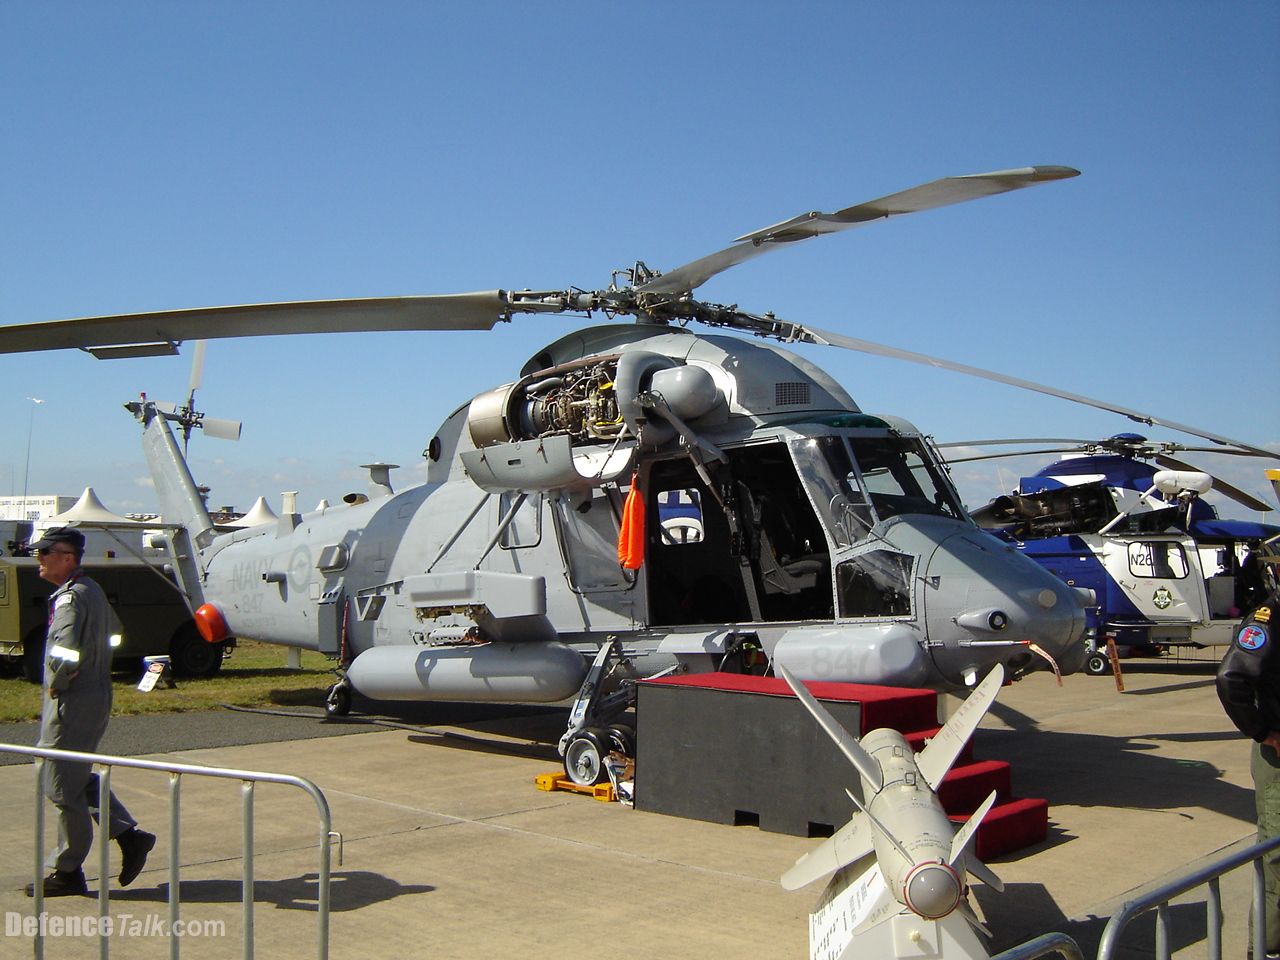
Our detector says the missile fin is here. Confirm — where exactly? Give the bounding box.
[777,662,883,791]
[917,664,1004,791]
[949,790,1005,892]
[965,857,1005,893]
[949,790,998,865]
[781,816,874,890]
[957,900,993,938]
[843,788,915,864]
[849,883,902,936]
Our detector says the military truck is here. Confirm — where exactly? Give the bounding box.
[0,554,231,682]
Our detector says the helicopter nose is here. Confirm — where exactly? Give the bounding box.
[922,526,1087,680]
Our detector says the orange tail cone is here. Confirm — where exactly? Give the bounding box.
[618,473,646,570]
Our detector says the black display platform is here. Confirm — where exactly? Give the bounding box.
[634,674,936,837]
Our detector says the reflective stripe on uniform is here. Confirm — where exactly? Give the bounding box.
[49,644,80,663]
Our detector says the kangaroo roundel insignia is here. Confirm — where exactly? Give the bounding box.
[1238,624,1269,651]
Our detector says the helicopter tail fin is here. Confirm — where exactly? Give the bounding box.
[130,399,215,605]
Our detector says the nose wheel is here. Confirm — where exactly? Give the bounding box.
[1085,651,1112,676]
[563,728,610,785]
[325,680,352,717]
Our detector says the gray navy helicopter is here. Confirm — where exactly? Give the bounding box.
[3,164,1216,783]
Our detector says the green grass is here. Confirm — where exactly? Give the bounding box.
[0,641,337,724]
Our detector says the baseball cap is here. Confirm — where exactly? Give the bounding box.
[31,527,86,553]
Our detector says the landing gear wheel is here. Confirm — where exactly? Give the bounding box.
[1085,652,1111,676]
[564,728,610,785]
[605,723,636,759]
[325,682,352,717]
[169,624,226,678]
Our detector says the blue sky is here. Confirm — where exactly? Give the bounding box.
[2,2,1277,518]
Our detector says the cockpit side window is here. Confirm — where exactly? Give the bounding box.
[790,437,872,549]
[849,437,964,522]
[791,433,965,547]
[836,550,914,617]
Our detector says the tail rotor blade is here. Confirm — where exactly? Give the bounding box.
[187,340,207,404]
[201,416,243,442]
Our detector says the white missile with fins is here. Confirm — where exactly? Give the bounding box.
[778,662,1006,940]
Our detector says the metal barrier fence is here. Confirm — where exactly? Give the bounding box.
[990,931,1086,960]
[1,743,338,960]
[1097,833,1280,960]
[992,833,1280,960]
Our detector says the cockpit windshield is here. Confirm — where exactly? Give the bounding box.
[791,433,966,548]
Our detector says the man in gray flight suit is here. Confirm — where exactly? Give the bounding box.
[1218,550,1280,959]
[26,527,156,898]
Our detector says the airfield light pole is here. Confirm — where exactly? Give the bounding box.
[21,397,45,519]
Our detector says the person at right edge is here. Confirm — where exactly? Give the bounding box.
[1217,551,1280,960]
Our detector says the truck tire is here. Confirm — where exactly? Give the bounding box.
[22,625,46,684]
[169,623,226,678]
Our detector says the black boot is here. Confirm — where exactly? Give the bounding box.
[117,828,156,887]
[24,868,88,897]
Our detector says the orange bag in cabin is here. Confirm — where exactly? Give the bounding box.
[618,473,646,569]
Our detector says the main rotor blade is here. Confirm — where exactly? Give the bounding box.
[636,166,1079,296]
[942,447,1080,466]
[1153,453,1274,512]
[935,438,1092,449]
[792,322,1279,460]
[0,292,510,357]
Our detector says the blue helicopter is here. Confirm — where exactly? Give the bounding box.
[941,434,1280,675]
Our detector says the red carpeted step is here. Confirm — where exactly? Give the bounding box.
[855,688,938,735]
[938,759,1012,814]
[949,797,1049,860]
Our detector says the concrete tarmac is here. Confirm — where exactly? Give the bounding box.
[0,652,1263,959]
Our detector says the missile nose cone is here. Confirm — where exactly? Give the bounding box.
[903,862,962,920]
